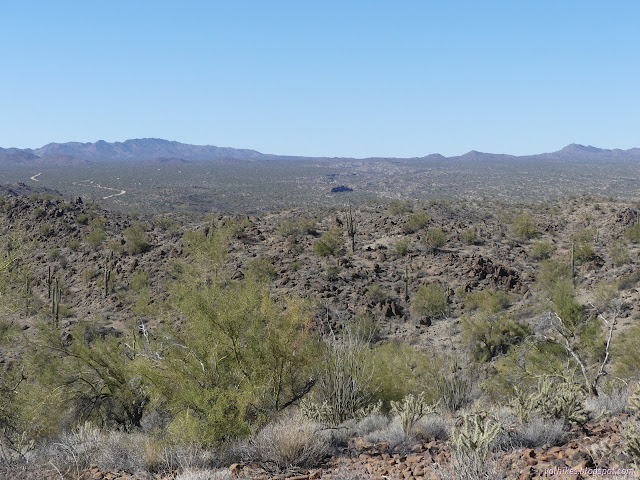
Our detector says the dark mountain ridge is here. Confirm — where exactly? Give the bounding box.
[1,138,640,166]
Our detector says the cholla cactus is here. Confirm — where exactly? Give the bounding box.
[451,411,500,456]
[355,399,382,420]
[300,398,382,424]
[390,392,438,434]
[300,398,333,423]
[629,384,640,416]
[625,422,640,465]
[509,377,588,427]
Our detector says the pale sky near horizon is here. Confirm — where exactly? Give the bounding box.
[1,1,639,158]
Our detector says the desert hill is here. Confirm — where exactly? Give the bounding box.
[0,187,640,478]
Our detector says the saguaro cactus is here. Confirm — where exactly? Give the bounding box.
[104,255,112,298]
[47,265,53,299]
[345,200,356,254]
[51,278,61,326]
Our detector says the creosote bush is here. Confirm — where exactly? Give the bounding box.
[393,237,409,256]
[412,283,448,320]
[461,228,479,245]
[387,200,412,216]
[313,228,342,257]
[405,212,430,233]
[512,213,537,240]
[529,241,555,261]
[464,288,512,313]
[624,223,640,243]
[422,228,446,252]
[124,225,150,255]
[86,228,107,249]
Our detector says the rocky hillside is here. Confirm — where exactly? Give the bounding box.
[2,188,640,479]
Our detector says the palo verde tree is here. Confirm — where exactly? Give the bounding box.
[141,276,320,445]
[497,260,623,397]
[21,321,148,436]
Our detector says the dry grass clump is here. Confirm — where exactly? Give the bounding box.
[352,412,390,437]
[507,416,566,449]
[412,413,450,441]
[362,417,410,449]
[431,450,507,480]
[584,386,630,416]
[175,469,233,480]
[250,415,331,471]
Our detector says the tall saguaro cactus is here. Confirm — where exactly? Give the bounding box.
[104,252,113,298]
[47,265,53,299]
[345,200,357,255]
[51,278,61,326]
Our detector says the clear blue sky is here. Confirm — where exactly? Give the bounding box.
[1,1,639,157]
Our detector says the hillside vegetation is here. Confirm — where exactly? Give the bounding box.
[0,189,639,479]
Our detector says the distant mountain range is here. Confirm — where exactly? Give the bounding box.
[1,138,640,166]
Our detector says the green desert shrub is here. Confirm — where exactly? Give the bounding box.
[324,265,341,281]
[22,322,147,437]
[462,314,531,362]
[572,229,594,264]
[86,228,107,249]
[33,207,46,219]
[461,228,479,245]
[529,241,555,261]
[313,228,342,257]
[124,226,150,255]
[624,223,640,243]
[393,237,409,256]
[512,213,537,240]
[370,342,429,408]
[246,256,277,282]
[76,213,89,225]
[609,240,630,266]
[405,212,430,232]
[464,288,512,313]
[422,228,446,252]
[144,279,320,445]
[387,200,412,216]
[67,239,80,251]
[39,224,53,237]
[129,271,149,293]
[550,278,583,329]
[412,283,448,319]
[536,259,573,294]
[277,216,317,237]
[366,284,388,305]
[614,325,640,382]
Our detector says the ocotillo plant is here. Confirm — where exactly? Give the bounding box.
[345,200,356,254]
